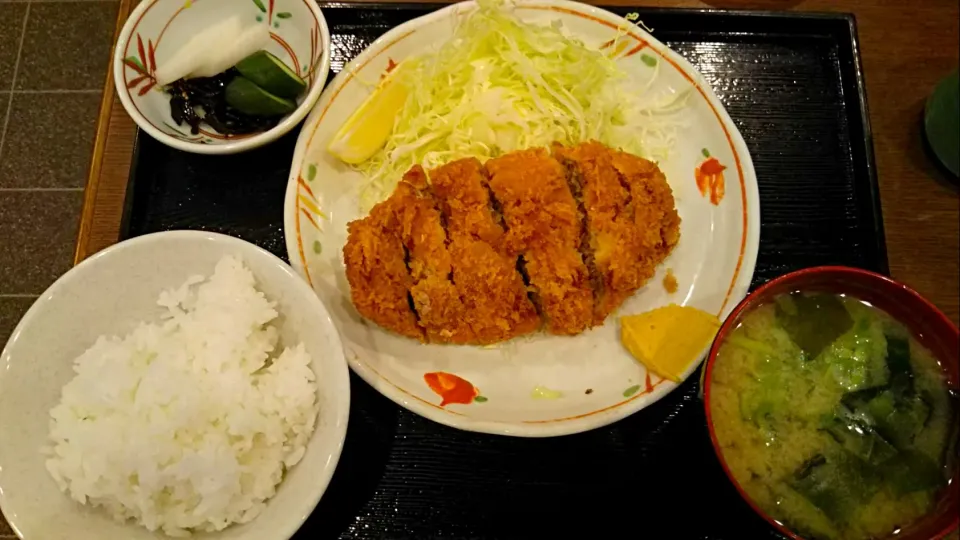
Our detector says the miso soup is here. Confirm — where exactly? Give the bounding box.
[709,292,958,540]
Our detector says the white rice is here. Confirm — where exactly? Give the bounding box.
[43,256,319,537]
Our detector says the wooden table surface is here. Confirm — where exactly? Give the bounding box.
[76,0,960,334]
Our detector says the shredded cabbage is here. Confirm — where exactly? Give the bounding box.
[355,0,688,208]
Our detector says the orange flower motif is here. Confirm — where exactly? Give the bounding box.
[424,372,481,406]
[380,58,399,81]
[695,157,727,206]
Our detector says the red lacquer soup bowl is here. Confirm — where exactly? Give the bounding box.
[702,266,959,540]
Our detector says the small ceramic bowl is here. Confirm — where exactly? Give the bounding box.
[0,231,350,540]
[702,266,959,540]
[114,0,331,154]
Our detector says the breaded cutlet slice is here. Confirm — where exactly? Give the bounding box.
[343,200,424,341]
[610,149,681,283]
[484,148,594,335]
[430,158,540,343]
[429,158,504,246]
[391,166,476,344]
[553,141,649,322]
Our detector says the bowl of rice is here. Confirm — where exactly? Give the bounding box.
[0,230,350,540]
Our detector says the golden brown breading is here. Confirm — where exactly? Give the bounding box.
[391,167,476,344]
[430,158,540,343]
[553,141,641,322]
[342,201,424,341]
[342,143,681,345]
[554,142,681,323]
[430,158,503,246]
[610,149,681,272]
[484,148,594,335]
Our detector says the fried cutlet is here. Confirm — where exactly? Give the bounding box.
[390,166,476,344]
[429,158,503,246]
[430,158,540,343]
[553,141,679,322]
[342,143,681,344]
[484,148,594,335]
[610,149,681,277]
[342,199,424,341]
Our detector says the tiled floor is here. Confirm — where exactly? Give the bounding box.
[0,0,118,535]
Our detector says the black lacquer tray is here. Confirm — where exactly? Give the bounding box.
[120,5,886,538]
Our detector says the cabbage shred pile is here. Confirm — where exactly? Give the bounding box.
[356,0,683,208]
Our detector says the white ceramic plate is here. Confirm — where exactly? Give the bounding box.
[283,0,759,437]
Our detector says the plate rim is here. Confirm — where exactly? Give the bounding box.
[283,0,760,437]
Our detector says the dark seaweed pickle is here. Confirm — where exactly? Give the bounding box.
[166,69,283,136]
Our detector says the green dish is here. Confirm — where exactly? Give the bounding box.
[924,70,959,177]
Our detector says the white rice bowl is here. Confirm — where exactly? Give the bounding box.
[45,257,318,536]
[0,231,349,540]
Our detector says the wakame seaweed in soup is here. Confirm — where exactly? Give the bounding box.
[710,292,958,540]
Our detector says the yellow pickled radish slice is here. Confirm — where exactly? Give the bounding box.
[620,304,721,382]
[327,61,411,165]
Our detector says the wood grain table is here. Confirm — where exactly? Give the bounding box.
[76,0,960,326]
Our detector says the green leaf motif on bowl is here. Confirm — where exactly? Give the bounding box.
[623,384,641,397]
[125,56,146,73]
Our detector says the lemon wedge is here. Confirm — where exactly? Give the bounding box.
[327,61,411,164]
[620,304,721,382]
